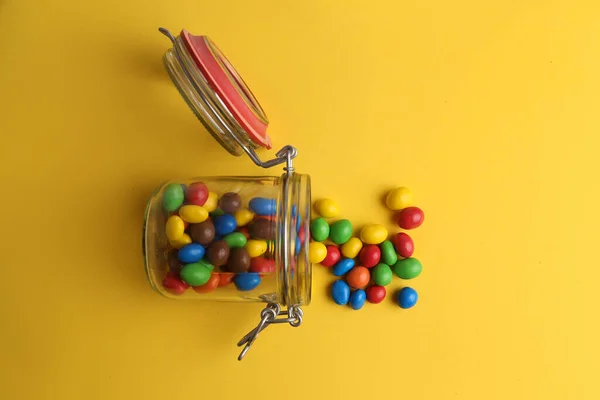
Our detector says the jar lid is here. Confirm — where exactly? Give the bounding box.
[180,30,272,149]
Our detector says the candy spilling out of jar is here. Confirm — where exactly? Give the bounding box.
[159,181,285,295]
[311,188,424,310]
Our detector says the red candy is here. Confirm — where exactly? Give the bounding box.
[321,245,341,267]
[185,182,209,206]
[217,273,235,287]
[393,232,414,258]
[249,257,275,274]
[297,224,307,245]
[396,207,424,229]
[192,273,220,293]
[346,266,370,289]
[238,227,250,239]
[366,285,386,304]
[359,245,380,268]
[162,271,190,295]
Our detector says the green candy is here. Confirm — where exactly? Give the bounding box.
[224,232,247,248]
[210,208,225,217]
[372,263,393,286]
[162,183,184,212]
[380,240,398,266]
[329,219,352,245]
[310,217,330,242]
[393,257,422,279]
[198,259,214,271]
[180,262,211,286]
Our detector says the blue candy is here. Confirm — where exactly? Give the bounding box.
[295,236,301,255]
[332,258,355,276]
[331,280,350,305]
[213,214,237,236]
[234,273,261,291]
[178,243,205,263]
[249,197,276,216]
[349,289,366,310]
[397,287,418,309]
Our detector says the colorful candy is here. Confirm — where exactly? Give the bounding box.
[346,266,370,289]
[249,257,275,274]
[178,205,209,223]
[163,183,185,212]
[245,239,267,258]
[310,217,330,242]
[341,237,363,259]
[321,245,341,267]
[217,273,235,287]
[379,240,398,266]
[360,224,388,245]
[393,232,414,258]
[180,262,212,286]
[332,258,355,276]
[178,243,205,263]
[218,192,242,213]
[203,192,219,212]
[234,273,262,291]
[396,207,424,229]
[226,247,251,272]
[315,198,340,218]
[206,240,230,267]
[397,287,418,308]
[249,197,276,216]
[223,232,247,248]
[165,215,185,241]
[169,233,192,249]
[185,182,209,206]
[393,257,422,279]
[329,219,353,244]
[366,285,386,304]
[385,187,413,211]
[162,271,189,295]
[372,263,393,286]
[234,208,255,227]
[359,245,381,268]
[308,242,327,263]
[349,289,366,310]
[331,280,351,305]
[248,219,275,240]
[189,219,215,246]
[213,214,237,236]
[192,273,220,293]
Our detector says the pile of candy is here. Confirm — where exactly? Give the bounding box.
[160,182,278,295]
[308,187,425,310]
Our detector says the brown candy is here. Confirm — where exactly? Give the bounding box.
[218,192,242,213]
[206,240,230,267]
[167,250,182,274]
[226,247,250,273]
[248,218,275,240]
[189,219,215,246]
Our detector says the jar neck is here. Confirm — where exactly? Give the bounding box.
[162,36,259,156]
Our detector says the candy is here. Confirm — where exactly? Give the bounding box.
[249,257,275,274]
[332,258,355,276]
[198,259,215,271]
[329,219,353,244]
[217,273,235,287]
[315,198,340,218]
[366,285,386,304]
[295,236,301,256]
[248,219,275,240]
[249,197,276,216]
[178,205,209,223]
[234,208,255,227]
[206,240,230,267]
[372,263,393,286]
[341,237,363,259]
[380,240,398,266]
[185,182,209,206]
[385,187,413,210]
[169,233,192,249]
[359,245,381,268]
[234,273,261,291]
[393,257,422,279]
[331,280,351,305]
[210,209,225,217]
[162,271,189,295]
[189,219,215,246]
[310,217,329,242]
[349,289,366,310]
[321,245,341,267]
[167,250,182,274]
[192,273,220,293]
[308,242,327,263]
[396,207,424,229]
[180,262,212,286]
[165,215,185,241]
[203,192,219,212]
[297,223,307,244]
[226,247,251,272]
[224,232,247,248]
[393,232,414,258]
[163,183,184,212]
[178,243,205,263]
[346,266,370,289]
[213,214,237,235]
[245,239,267,258]
[360,224,388,245]
[397,287,418,308]
[219,192,242,213]
[238,227,250,239]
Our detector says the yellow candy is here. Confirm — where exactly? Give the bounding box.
[308,242,327,263]
[341,237,363,259]
[165,215,185,241]
[245,239,267,258]
[203,192,218,212]
[315,198,340,218]
[169,233,191,249]
[234,208,255,227]
[178,205,208,223]
[385,187,413,211]
[360,224,388,245]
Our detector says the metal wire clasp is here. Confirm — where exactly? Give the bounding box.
[237,304,303,361]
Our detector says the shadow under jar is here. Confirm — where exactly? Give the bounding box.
[143,27,312,360]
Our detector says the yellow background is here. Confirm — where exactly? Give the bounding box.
[1,0,599,399]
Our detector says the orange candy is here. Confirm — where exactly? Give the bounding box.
[192,273,220,293]
[346,266,370,289]
[217,273,235,287]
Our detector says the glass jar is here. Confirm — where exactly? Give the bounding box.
[144,27,312,359]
